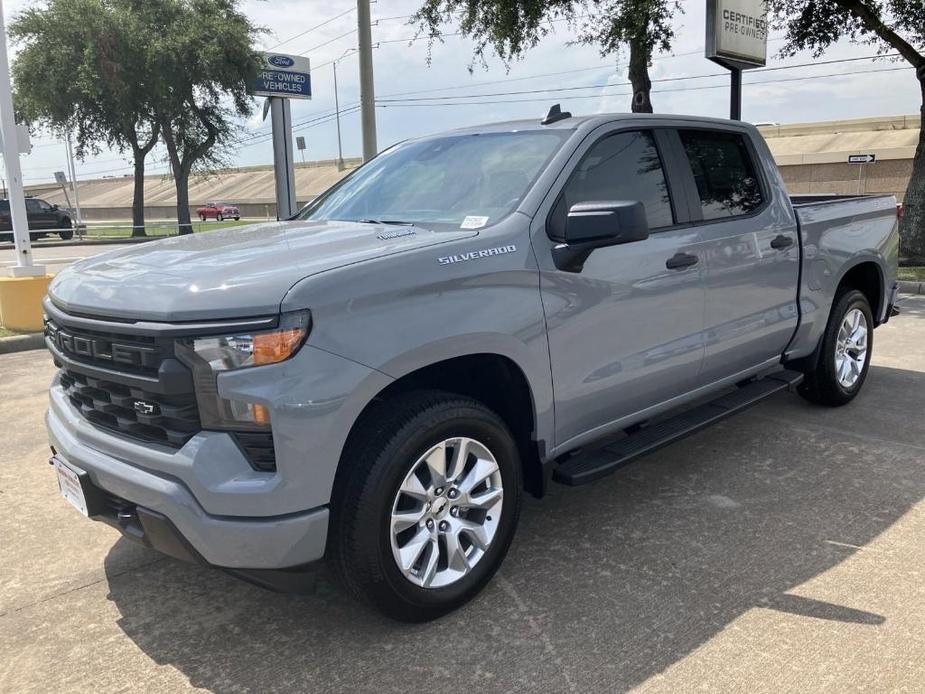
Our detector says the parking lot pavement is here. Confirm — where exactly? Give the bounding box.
[2,297,924,694]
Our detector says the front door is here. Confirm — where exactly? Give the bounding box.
[533,127,707,450]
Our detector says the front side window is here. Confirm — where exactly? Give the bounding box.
[298,130,568,230]
[550,130,675,240]
[25,199,40,213]
[678,130,764,220]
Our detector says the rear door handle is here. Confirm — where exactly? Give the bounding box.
[770,234,794,250]
[665,252,699,270]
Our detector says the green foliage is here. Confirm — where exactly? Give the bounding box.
[10,0,262,233]
[412,0,681,112]
[766,0,924,63]
[10,0,151,158]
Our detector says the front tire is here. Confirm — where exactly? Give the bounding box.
[58,220,73,240]
[199,214,206,222]
[329,390,522,622]
[216,213,224,222]
[799,289,873,406]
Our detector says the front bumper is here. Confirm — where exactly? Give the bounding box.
[47,393,329,571]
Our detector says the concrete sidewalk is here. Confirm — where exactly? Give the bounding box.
[2,298,924,693]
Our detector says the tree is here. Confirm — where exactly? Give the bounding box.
[10,0,159,236]
[412,0,681,113]
[125,0,261,234]
[767,0,925,261]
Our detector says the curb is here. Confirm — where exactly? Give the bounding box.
[898,280,923,295]
[0,332,45,354]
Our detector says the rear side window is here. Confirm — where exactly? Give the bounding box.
[678,130,764,220]
[551,130,674,239]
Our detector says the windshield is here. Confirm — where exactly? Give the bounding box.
[297,130,569,229]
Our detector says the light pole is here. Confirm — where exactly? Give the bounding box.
[356,0,377,161]
[332,49,355,171]
[0,0,43,276]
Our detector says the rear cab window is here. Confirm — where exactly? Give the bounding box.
[678,129,764,220]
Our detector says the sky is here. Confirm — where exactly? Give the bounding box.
[1,0,922,186]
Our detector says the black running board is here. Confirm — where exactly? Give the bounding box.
[553,369,804,486]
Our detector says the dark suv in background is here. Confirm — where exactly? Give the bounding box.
[0,197,74,241]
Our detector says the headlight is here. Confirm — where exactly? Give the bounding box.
[176,310,311,430]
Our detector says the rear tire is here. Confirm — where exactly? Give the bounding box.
[216,213,224,222]
[798,289,873,406]
[199,214,206,222]
[328,390,522,622]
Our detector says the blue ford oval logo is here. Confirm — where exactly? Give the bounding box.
[268,55,295,68]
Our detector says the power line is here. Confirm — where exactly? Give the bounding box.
[299,27,358,56]
[377,52,903,104]
[267,7,355,51]
[375,64,914,108]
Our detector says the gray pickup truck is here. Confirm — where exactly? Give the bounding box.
[44,110,899,621]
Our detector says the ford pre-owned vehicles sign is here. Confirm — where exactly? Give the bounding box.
[250,51,311,99]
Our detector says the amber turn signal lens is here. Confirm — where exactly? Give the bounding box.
[253,327,305,366]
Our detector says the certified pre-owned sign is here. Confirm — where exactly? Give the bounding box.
[250,52,312,99]
[705,0,768,68]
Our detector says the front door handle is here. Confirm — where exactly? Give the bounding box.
[665,252,699,270]
[770,234,794,250]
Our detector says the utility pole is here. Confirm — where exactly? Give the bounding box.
[333,61,345,171]
[65,133,83,235]
[356,0,377,161]
[0,0,43,276]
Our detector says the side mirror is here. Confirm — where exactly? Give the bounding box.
[52,204,59,210]
[552,200,650,272]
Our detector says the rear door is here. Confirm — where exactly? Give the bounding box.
[533,126,707,450]
[671,127,800,383]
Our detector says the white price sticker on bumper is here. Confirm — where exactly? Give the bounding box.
[460,216,489,229]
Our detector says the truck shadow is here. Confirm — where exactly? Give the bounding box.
[103,364,924,693]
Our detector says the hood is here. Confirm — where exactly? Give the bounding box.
[49,220,477,321]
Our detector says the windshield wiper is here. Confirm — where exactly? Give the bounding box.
[357,218,415,226]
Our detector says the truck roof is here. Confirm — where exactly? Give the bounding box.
[443,112,757,135]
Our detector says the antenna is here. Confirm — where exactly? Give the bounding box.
[541,104,572,125]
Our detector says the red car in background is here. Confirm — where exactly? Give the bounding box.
[196,201,240,222]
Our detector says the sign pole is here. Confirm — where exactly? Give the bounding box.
[65,133,83,237]
[0,0,43,277]
[705,0,768,122]
[270,97,296,220]
[730,67,742,120]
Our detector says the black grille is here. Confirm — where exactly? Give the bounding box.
[45,320,166,376]
[47,308,277,471]
[60,368,200,447]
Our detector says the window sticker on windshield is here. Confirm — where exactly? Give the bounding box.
[460,216,489,229]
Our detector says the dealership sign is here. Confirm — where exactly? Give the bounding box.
[705,0,769,69]
[250,52,312,99]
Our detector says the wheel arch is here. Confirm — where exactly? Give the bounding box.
[836,260,885,323]
[343,351,551,498]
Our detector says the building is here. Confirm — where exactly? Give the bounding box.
[759,114,920,201]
